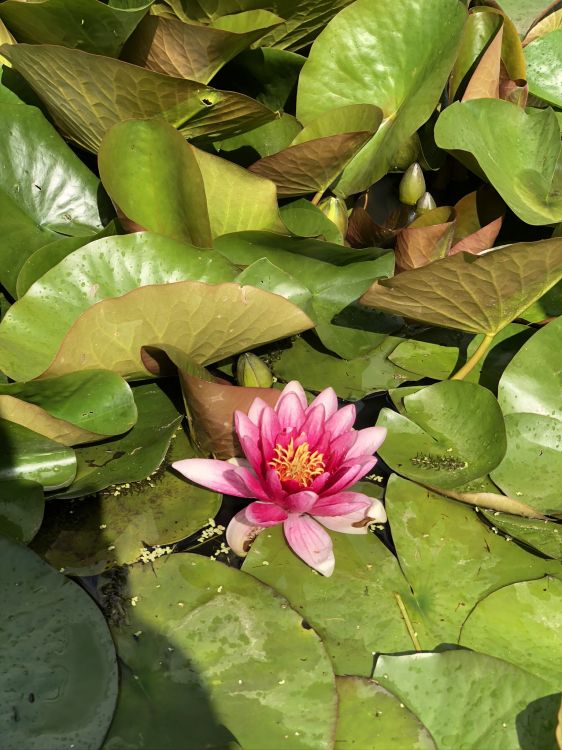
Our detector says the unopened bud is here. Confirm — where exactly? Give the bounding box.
[236,353,273,388]
[415,191,437,215]
[399,162,426,206]
[318,196,348,237]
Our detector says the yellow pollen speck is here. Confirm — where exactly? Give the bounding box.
[269,438,325,487]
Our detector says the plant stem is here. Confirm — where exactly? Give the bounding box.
[394,592,421,651]
[311,190,324,206]
[450,333,494,380]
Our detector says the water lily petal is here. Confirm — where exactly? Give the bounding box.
[327,431,356,466]
[285,491,318,513]
[245,501,288,525]
[345,426,387,460]
[326,403,356,438]
[315,512,369,535]
[367,497,387,523]
[312,490,371,517]
[247,396,270,427]
[172,458,259,498]
[226,508,264,556]
[259,405,280,459]
[308,386,338,419]
[283,515,335,576]
[299,404,326,447]
[324,457,377,495]
[235,411,263,473]
[276,391,305,431]
[279,380,308,409]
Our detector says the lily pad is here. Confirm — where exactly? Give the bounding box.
[103,553,337,750]
[0,535,118,750]
[435,99,562,225]
[335,677,436,750]
[296,0,467,195]
[0,371,137,446]
[0,102,108,296]
[49,383,181,500]
[374,650,560,750]
[0,43,276,152]
[0,478,44,543]
[0,0,151,57]
[0,232,239,382]
[376,381,507,489]
[490,413,562,515]
[480,510,562,559]
[384,475,556,646]
[32,429,220,575]
[0,419,76,490]
[361,238,562,334]
[525,29,562,107]
[244,518,421,677]
[460,576,562,689]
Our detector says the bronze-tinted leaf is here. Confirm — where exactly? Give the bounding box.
[395,207,455,272]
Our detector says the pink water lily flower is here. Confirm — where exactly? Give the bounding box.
[173,381,387,576]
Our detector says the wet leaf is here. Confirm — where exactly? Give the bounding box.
[0,0,151,57]
[374,650,559,750]
[0,43,276,152]
[0,478,44,543]
[525,28,562,107]
[0,536,118,750]
[296,0,467,195]
[450,188,504,255]
[394,207,455,273]
[361,238,562,335]
[103,553,337,750]
[376,381,506,489]
[435,99,562,225]
[0,371,137,446]
[480,510,562,559]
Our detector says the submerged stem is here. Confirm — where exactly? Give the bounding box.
[394,592,422,651]
[450,333,494,380]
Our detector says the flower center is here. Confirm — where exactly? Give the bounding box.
[269,438,325,487]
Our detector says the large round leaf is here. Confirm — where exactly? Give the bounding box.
[361,238,562,334]
[490,413,562,515]
[498,315,562,418]
[374,650,559,750]
[0,102,108,296]
[480,510,562,560]
[243,516,420,677]
[335,677,436,749]
[435,99,562,225]
[460,576,562,689]
[376,381,506,489]
[296,0,467,195]
[0,536,118,750]
[0,478,44,543]
[0,0,151,57]
[384,475,557,646]
[0,371,137,446]
[0,232,239,381]
[103,553,337,750]
[0,43,275,152]
[33,429,221,574]
[525,29,562,108]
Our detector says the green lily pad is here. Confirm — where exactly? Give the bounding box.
[460,576,562,689]
[0,371,137,446]
[102,553,337,750]
[0,0,151,57]
[49,383,181,500]
[292,103,383,146]
[384,475,557,646]
[296,0,466,195]
[0,102,108,296]
[498,315,562,418]
[490,413,562,515]
[525,29,562,107]
[272,335,420,400]
[335,677,436,750]
[496,0,550,36]
[361,238,562,334]
[0,535,118,750]
[122,11,282,83]
[376,381,507,489]
[480,510,562,559]
[0,43,275,152]
[435,99,562,225]
[0,232,239,382]
[374,650,560,750]
[244,518,421,677]
[215,113,303,162]
[0,478,44,543]
[280,199,343,244]
[0,419,76,490]
[32,429,220,575]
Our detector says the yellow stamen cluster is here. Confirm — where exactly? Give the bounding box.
[269,438,325,487]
